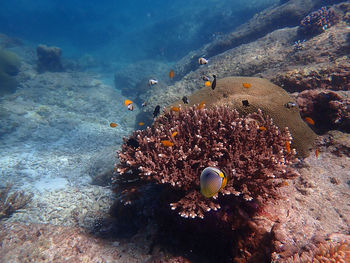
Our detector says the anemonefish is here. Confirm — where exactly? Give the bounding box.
[198,57,208,65]
[200,167,227,198]
[149,79,158,86]
[169,70,174,79]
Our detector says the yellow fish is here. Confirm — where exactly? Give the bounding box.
[138,122,145,126]
[170,106,180,112]
[205,81,211,87]
[242,83,251,88]
[171,131,178,137]
[200,167,227,198]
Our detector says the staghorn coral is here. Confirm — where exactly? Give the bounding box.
[0,184,33,220]
[115,106,297,219]
[298,6,339,36]
[282,240,350,263]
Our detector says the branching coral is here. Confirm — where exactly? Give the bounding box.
[0,184,33,220]
[115,106,297,219]
[298,6,339,36]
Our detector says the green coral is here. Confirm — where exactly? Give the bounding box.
[0,49,20,95]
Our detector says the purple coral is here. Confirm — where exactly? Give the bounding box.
[115,106,297,219]
[298,7,339,36]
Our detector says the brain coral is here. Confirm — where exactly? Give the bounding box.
[115,105,297,219]
[171,77,317,157]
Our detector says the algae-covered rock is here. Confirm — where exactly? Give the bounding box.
[0,49,20,95]
[171,76,317,157]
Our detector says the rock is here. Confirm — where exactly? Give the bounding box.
[36,44,63,73]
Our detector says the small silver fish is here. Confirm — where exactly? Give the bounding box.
[198,57,208,65]
[149,79,158,86]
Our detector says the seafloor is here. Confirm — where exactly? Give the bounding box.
[0,1,350,263]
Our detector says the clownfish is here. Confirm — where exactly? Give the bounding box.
[200,167,227,198]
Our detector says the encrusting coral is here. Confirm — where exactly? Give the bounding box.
[0,184,33,220]
[115,105,297,219]
[283,240,350,263]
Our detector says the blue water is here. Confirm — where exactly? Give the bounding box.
[0,0,278,64]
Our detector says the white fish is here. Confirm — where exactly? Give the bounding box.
[198,57,209,65]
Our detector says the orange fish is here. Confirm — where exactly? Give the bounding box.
[171,131,178,137]
[197,101,205,110]
[259,126,267,131]
[138,122,145,126]
[205,81,211,87]
[169,69,174,79]
[170,106,180,112]
[243,83,251,88]
[285,141,291,153]
[282,181,289,186]
[304,117,315,125]
[109,122,118,128]
[124,99,133,106]
[315,148,319,158]
[161,140,174,147]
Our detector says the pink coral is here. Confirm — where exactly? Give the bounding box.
[115,106,297,219]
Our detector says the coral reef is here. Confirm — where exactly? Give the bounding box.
[298,6,339,37]
[115,105,297,219]
[282,240,350,263]
[0,184,32,220]
[273,63,350,92]
[170,77,316,157]
[295,90,350,133]
[0,49,20,94]
[36,44,63,73]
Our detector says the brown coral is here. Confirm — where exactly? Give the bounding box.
[115,106,297,219]
[0,184,33,220]
[283,240,350,263]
